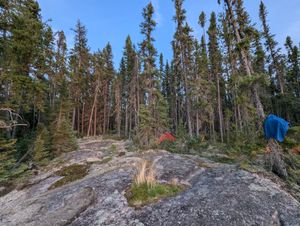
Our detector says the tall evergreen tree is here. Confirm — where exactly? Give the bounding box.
[259,1,285,94]
[136,2,169,147]
[208,12,224,142]
[172,0,194,137]
[222,0,266,122]
[69,20,90,135]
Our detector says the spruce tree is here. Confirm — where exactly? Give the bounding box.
[259,1,285,94]
[222,0,266,122]
[208,12,224,142]
[172,0,194,137]
[136,3,169,147]
[69,20,90,135]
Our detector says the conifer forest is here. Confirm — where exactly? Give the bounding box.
[0,0,300,183]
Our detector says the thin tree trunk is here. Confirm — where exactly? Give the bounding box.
[72,108,76,130]
[210,111,215,142]
[125,104,129,137]
[183,65,193,137]
[94,102,97,137]
[196,111,200,137]
[217,75,224,142]
[81,102,85,136]
[103,85,107,134]
[88,80,100,137]
[87,105,94,137]
[77,107,80,134]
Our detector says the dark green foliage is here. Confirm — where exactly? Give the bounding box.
[33,126,51,162]
[159,140,178,153]
[52,118,78,155]
[283,127,300,149]
[136,91,169,148]
[0,138,17,179]
[15,131,35,160]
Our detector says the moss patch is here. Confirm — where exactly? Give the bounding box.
[126,182,184,207]
[49,164,89,190]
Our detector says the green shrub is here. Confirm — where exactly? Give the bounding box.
[33,127,50,162]
[159,140,178,153]
[52,118,78,156]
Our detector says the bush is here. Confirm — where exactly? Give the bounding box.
[52,118,78,156]
[33,127,50,162]
[159,140,179,153]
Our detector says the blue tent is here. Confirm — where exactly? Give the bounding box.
[264,114,289,142]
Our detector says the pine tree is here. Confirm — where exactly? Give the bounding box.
[139,2,157,103]
[285,37,300,98]
[172,0,194,137]
[222,0,266,122]
[197,12,215,139]
[113,75,122,137]
[120,36,139,137]
[221,10,241,133]
[102,43,115,134]
[259,1,285,94]
[284,37,300,123]
[208,12,224,142]
[52,118,78,156]
[33,126,50,162]
[136,2,169,147]
[69,20,90,135]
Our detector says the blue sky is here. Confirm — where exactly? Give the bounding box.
[38,0,300,67]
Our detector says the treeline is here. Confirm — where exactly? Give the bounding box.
[1,0,300,164]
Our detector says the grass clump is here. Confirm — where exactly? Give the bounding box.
[126,160,184,207]
[110,144,117,152]
[49,164,89,190]
[127,182,183,207]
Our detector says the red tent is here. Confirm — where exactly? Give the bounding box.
[159,132,176,143]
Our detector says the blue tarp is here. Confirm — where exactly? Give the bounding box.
[264,114,289,142]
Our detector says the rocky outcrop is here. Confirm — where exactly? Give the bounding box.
[0,138,299,226]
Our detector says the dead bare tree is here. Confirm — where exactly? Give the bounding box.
[0,108,28,130]
[265,139,288,179]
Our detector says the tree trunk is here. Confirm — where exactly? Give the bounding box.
[196,111,200,137]
[217,75,224,142]
[125,104,129,137]
[87,80,100,137]
[77,107,80,134]
[94,102,97,137]
[72,108,76,130]
[103,92,107,135]
[81,102,85,136]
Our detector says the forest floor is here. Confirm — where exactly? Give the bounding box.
[0,137,300,225]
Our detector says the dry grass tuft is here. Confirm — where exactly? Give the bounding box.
[134,160,157,188]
